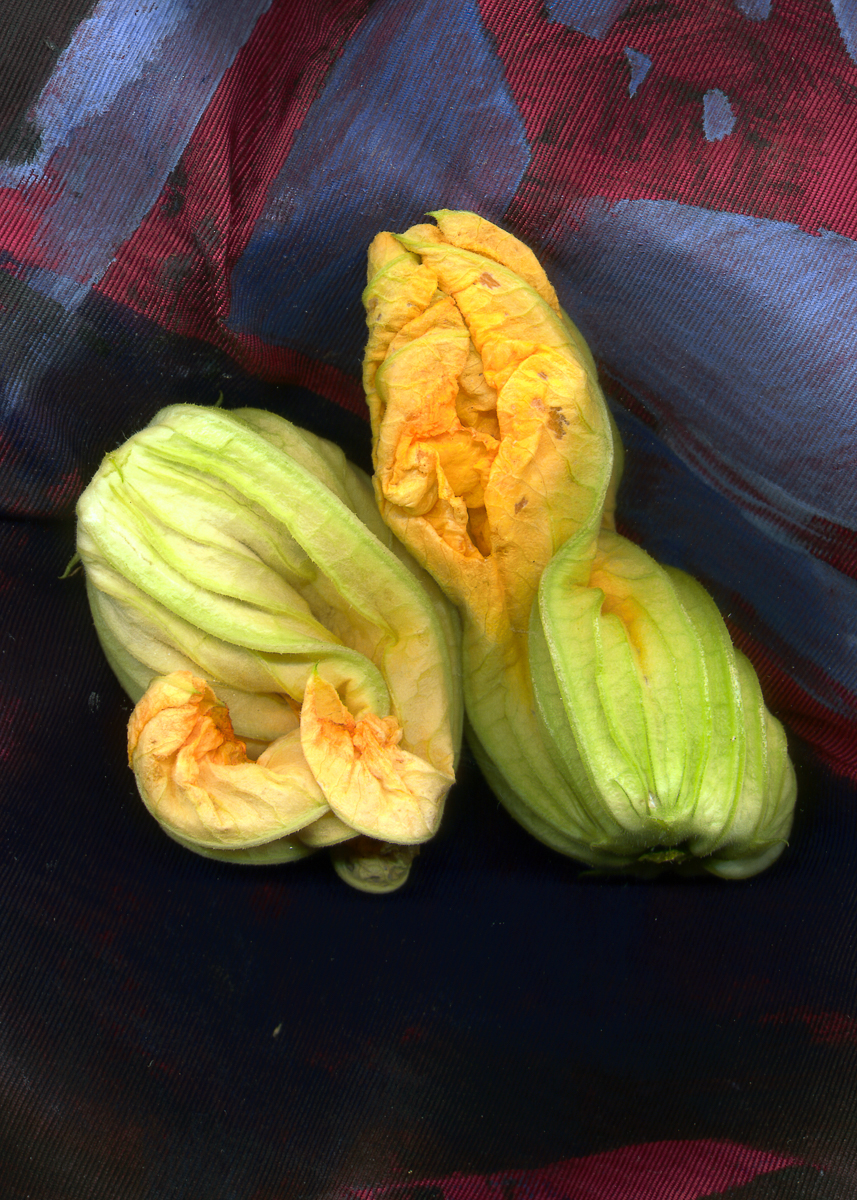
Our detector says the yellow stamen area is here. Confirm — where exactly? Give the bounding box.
[368,216,615,639]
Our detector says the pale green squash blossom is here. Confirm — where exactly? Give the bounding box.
[76,404,463,892]
[363,209,796,877]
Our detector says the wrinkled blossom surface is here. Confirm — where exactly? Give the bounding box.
[364,210,795,878]
[77,404,463,890]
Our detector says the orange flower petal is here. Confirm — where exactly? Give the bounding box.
[299,672,452,844]
[128,671,327,850]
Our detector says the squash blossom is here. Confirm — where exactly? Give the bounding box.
[363,209,796,878]
[76,404,462,892]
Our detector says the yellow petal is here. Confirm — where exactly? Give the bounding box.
[127,671,327,850]
[299,671,452,844]
[371,222,614,636]
[363,237,438,428]
[429,209,561,312]
[297,810,357,848]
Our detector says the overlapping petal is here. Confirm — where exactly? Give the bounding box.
[364,211,796,877]
[77,404,463,889]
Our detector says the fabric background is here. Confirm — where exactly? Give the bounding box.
[1,0,856,1195]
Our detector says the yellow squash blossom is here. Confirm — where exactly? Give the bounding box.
[76,404,463,891]
[363,210,795,877]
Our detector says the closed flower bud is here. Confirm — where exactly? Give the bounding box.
[363,210,795,878]
[76,404,462,890]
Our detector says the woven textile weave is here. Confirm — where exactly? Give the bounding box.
[1,2,855,1195]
